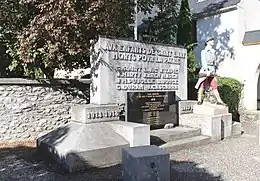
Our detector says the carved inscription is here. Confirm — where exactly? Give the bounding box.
[82,104,121,123]
[116,67,179,91]
[104,43,186,91]
[86,111,119,119]
[147,111,160,125]
[178,101,197,115]
[127,91,177,126]
[181,105,193,112]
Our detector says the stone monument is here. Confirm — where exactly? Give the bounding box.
[90,36,187,104]
[37,36,188,172]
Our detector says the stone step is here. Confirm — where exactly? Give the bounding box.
[106,121,150,147]
[150,127,201,145]
[159,135,211,153]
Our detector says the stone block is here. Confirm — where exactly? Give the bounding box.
[232,122,242,136]
[222,125,232,138]
[179,114,220,140]
[178,100,197,115]
[71,104,121,124]
[221,114,232,139]
[179,113,232,141]
[221,114,232,127]
[193,103,228,116]
[122,145,170,181]
[106,121,150,147]
[37,122,129,172]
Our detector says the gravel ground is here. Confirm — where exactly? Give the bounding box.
[0,121,259,181]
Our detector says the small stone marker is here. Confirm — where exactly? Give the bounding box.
[122,145,170,181]
[126,91,177,127]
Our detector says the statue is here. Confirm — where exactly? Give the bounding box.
[195,37,226,106]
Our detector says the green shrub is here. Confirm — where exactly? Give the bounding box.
[218,77,243,115]
[188,77,243,121]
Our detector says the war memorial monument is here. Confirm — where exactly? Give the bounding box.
[37,36,241,174]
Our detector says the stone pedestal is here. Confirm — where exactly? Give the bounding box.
[106,121,150,147]
[193,103,229,116]
[37,105,151,172]
[37,122,129,172]
[179,103,232,140]
[122,145,170,181]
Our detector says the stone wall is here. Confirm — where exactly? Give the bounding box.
[0,78,90,141]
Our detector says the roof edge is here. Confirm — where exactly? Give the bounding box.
[242,29,260,46]
[192,5,238,19]
[243,42,260,46]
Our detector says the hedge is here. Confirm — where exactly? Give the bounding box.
[218,77,243,115]
[188,77,243,120]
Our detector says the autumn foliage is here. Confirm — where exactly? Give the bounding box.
[20,0,136,77]
[0,0,179,78]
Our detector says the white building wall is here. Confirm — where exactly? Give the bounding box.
[138,0,260,110]
[195,0,260,110]
[194,10,240,80]
[236,0,260,110]
[238,0,260,32]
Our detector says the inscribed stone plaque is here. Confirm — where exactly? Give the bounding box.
[90,36,187,104]
[126,91,177,126]
[71,104,121,124]
[178,100,197,115]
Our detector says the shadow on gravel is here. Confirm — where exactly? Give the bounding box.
[0,143,224,181]
[171,160,224,181]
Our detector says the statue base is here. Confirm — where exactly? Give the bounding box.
[193,102,228,115]
[180,102,232,141]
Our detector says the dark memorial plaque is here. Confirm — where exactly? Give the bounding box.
[126,91,177,127]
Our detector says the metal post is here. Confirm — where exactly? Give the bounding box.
[134,0,138,40]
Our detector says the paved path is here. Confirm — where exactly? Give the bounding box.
[171,120,260,181]
[0,121,259,181]
[172,134,260,181]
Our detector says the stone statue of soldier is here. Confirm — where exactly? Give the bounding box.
[195,37,226,106]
